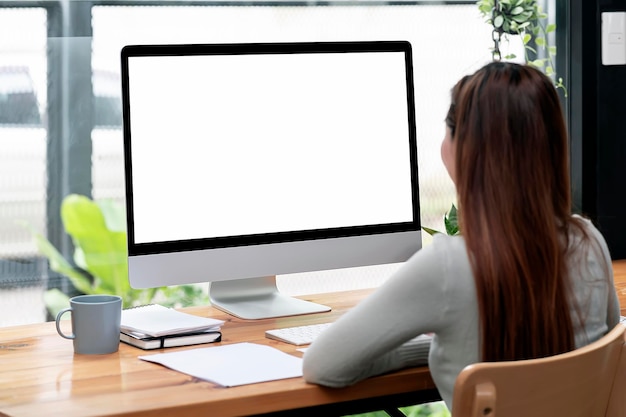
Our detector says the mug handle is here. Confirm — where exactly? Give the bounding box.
[55,308,75,340]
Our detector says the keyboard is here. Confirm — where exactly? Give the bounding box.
[267,317,626,345]
[265,322,333,346]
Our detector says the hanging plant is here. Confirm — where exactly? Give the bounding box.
[477,0,566,96]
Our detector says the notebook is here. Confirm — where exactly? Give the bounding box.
[121,304,224,337]
[120,328,222,350]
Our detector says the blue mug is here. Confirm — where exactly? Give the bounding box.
[56,294,122,354]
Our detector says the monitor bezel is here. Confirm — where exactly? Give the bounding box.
[121,40,420,258]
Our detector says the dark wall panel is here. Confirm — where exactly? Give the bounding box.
[569,0,626,259]
[596,0,626,259]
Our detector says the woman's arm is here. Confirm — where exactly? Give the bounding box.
[302,241,450,387]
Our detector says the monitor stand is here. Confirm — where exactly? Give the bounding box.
[209,276,331,320]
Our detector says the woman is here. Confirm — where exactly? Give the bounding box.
[302,61,621,411]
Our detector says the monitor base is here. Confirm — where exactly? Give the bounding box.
[209,276,331,320]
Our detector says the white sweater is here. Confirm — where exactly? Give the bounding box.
[302,216,621,411]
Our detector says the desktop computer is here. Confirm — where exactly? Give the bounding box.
[120,40,421,319]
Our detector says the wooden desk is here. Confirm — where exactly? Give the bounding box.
[0,289,439,417]
[2,262,625,417]
[612,259,626,316]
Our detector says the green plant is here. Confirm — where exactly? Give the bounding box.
[477,0,566,95]
[344,402,451,417]
[401,402,451,417]
[25,194,208,317]
[422,204,459,237]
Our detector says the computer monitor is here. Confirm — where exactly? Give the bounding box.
[121,40,421,320]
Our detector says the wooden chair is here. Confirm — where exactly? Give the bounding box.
[452,323,626,417]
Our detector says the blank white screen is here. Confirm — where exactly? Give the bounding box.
[128,50,414,244]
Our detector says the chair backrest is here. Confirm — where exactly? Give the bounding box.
[606,324,626,417]
[451,324,626,417]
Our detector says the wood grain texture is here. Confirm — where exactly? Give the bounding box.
[613,259,626,316]
[0,289,434,417]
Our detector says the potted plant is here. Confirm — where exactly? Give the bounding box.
[24,194,208,317]
[477,0,566,95]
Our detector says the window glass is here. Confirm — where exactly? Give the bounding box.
[2,2,558,325]
[0,67,42,125]
[94,69,123,128]
[92,3,492,294]
[0,7,48,325]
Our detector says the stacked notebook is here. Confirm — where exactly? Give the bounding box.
[120,304,225,350]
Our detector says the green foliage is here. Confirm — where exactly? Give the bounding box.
[26,194,208,317]
[477,0,567,96]
[478,0,545,36]
[401,402,451,417]
[422,204,459,237]
[343,402,451,417]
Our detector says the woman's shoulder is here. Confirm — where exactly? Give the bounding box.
[571,213,592,226]
[570,214,608,246]
[568,214,612,271]
[419,233,472,276]
[403,233,468,271]
[430,232,467,251]
[571,213,601,230]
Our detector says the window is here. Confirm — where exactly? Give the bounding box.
[0,66,42,126]
[0,6,48,325]
[2,1,561,325]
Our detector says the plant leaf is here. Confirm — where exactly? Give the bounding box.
[422,226,442,236]
[61,194,128,297]
[546,23,556,33]
[479,2,492,15]
[444,204,460,236]
[97,199,126,232]
[27,226,94,294]
[530,59,546,67]
[44,288,71,319]
[512,12,533,23]
[494,14,504,28]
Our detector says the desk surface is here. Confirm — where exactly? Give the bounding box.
[0,289,437,417]
[1,261,625,417]
[613,260,626,316]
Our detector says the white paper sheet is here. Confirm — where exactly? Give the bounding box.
[139,342,303,387]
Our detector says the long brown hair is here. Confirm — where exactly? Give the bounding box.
[446,62,580,361]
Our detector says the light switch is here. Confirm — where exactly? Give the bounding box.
[602,12,626,66]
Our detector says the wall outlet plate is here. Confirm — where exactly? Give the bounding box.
[602,12,626,66]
